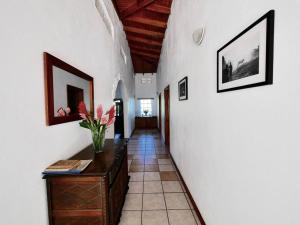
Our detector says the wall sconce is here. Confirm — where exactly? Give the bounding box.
[192,27,205,46]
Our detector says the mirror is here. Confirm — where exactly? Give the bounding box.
[44,52,94,125]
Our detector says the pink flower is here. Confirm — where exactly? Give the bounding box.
[57,107,66,117]
[96,104,103,120]
[107,105,115,119]
[78,101,88,115]
[101,115,109,125]
[79,113,87,120]
[65,107,71,115]
[107,117,115,126]
[106,105,116,126]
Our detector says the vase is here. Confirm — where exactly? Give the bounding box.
[91,128,106,153]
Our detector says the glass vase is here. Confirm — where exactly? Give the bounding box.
[91,128,106,153]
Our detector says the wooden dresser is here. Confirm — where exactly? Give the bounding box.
[135,116,158,129]
[43,139,129,225]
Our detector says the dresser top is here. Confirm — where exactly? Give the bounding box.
[43,139,127,178]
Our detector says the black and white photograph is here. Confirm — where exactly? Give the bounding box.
[217,10,274,92]
[178,76,188,100]
[222,32,260,83]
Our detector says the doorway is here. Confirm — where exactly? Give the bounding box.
[158,93,162,132]
[67,85,83,115]
[114,98,124,139]
[164,86,170,146]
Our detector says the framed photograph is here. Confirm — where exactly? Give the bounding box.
[217,10,274,93]
[178,76,188,101]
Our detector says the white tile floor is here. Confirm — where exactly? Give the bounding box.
[119,130,201,225]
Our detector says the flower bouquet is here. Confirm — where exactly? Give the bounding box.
[78,102,116,153]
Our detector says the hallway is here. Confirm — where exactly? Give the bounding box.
[119,130,201,225]
[2,1,300,225]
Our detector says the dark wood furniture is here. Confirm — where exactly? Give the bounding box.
[135,116,158,129]
[43,139,129,225]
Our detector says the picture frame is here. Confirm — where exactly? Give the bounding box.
[178,76,188,101]
[217,10,274,93]
[44,52,94,126]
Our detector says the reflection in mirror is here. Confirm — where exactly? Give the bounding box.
[44,53,94,126]
[53,66,91,117]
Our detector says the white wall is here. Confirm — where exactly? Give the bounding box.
[135,73,157,116]
[0,1,134,225]
[157,0,300,225]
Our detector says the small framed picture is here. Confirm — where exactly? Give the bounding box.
[217,10,274,92]
[178,76,188,101]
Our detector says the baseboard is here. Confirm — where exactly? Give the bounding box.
[130,128,135,138]
[124,128,135,143]
[170,153,206,225]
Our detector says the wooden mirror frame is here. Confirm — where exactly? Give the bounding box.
[44,52,94,126]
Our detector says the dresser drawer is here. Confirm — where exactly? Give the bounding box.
[49,177,102,210]
[108,150,125,186]
[53,215,103,225]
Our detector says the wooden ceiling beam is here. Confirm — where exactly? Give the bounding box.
[132,54,156,63]
[128,41,162,51]
[132,54,158,65]
[121,0,155,19]
[146,3,171,14]
[131,55,157,73]
[131,50,160,59]
[124,26,164,38]
[126,16,167,28]
[127,36,162,47]
[126,32,162,44]
[126,31,163,42]
[133,6,169,21]
[113,0,172,73]
[140,56,157,65]
[131,49,160,59]
[129,44,161,54]
[123,20,166,33]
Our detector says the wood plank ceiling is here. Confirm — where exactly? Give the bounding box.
[113,0,173,73]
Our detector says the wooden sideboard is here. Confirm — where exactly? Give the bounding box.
[135,116,158,129]
[43,139,129,225]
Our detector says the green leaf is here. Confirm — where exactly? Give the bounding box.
[79,120,90,130]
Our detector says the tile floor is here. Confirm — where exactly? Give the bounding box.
[119,130,201,225]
